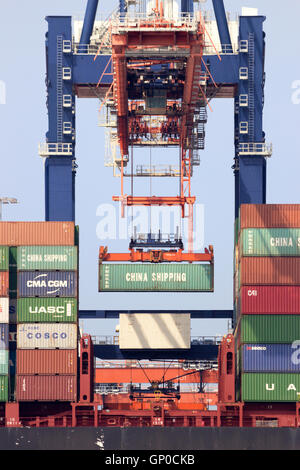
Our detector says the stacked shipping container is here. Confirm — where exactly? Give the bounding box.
[0,222,78,402]
[16,244,78,401]
[0,247,9,401]
[235,205,300,402]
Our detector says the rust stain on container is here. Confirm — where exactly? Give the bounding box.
[240,204,300,229]
[0,272,9,297]
[0,222,75,246]
[16,350,77,375]
[238,258,300,286]
[16,375,77,401]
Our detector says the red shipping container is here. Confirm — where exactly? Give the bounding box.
[0,222,74,246]
[239,286,300,314]
[240,204,300,229]
[238,258,300,286]
[0,272,9,297]
[17,350,77,375]
[16,375,77,401]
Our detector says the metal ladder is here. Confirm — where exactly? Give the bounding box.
[248,33,255,142]
[57,35,63,143]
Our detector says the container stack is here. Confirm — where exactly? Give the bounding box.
[0,222,78,402]
[235,204,300,402]
[0,247,9,402]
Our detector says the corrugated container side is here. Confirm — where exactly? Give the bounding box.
[0,350,9,375]
[17,246,78,271]
[0,375,8,402]
[99,263,213,292]
[240,204,300,229]
[0,222,75,246]
[0,298,9,323]
[239,286,300,314]
[16,375,77,401]
[0,247,9,271]
[18,271,77,298]
[17,350,77,375]
[237,315,300,345]
[240,228,300,257]
[17,298,77,323]
[238,258,300,286]
[0,272,9,297]
[0,324,9,350]
[17,323,77,349]
[241,373,300,402]
[241,344,300,372]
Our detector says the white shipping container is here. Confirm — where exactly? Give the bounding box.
[0,298,9,323]
[17,323,78,349]
[119,313,190,349]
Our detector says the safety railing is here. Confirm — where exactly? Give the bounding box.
[204,43,239,55]
[92,335,221,347]
[238,142,273,157]
[111,12,199,33]
[38,143,73,157]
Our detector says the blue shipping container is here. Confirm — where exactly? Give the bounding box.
[0,324,9,350]
[242,344,300,372]
[18,272,77,298]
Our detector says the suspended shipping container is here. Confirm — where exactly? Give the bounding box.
[16,375,77,401]
[17,323,77,349]
[241,373,300,402]
[18,271,77,298]
[0,375,8,402]
[0,222,75,246]
[0,351,9,375]
[0,247,9,271]
[17,246,77,271]
[17,298,77,323]
[239,204,300,229]
[240,228,300,257]
[237,258,300,286]
[17,350,77,375]
[241,344,300,372]
[0,324,9,350]
[0,272,9,297]
[0,298,9,323]
[99,263,213,292]
[238,286,300,314]
[236,315,300,345]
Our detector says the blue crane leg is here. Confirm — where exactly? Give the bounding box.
[212,0,233,53]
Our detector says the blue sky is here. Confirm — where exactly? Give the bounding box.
[0,0,300,337]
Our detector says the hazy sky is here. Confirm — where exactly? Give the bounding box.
[0,0,299,337]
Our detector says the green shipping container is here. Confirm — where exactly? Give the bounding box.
[241,228,300,256]
[238,315,300,344]
[99,263,213,292]
[0,375,8,402]
[0,247,9,271]
[0,351,9,375]
[17,298,77,322]
[17,246,77,270]
[242,373,300,402]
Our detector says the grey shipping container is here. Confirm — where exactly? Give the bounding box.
[18,271,77,297]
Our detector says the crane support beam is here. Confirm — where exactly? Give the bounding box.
[80,0,99,46]
[79,310,233,319]
[95,368,218,384]
[99,246,213,263]
[93,344,219,360]
[212,0,233,53]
